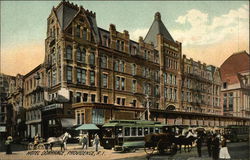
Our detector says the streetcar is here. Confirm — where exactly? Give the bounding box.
[224,125,249,142]
[101,120,175,152]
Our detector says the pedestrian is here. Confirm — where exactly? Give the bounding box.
[212,134,220,160]
[196,136,203,157]
[219,136,231,159]
[34,134,39,148]
[82,135,88,149]
[93,134,100,152]
[207,134,212,157]
[5,136,13,154]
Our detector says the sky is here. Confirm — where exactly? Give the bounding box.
[1,1,249,76]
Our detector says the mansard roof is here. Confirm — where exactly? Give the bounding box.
[144,12,174,46]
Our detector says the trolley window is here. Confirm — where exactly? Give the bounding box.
[125,127,130,136]
[144,127,149,135]
[150,127,154,133]
[138,127,143,136]
[116,127,123,137]
[155,127,159,133]
[131,127,137,136]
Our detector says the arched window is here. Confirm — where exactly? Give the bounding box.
[76,48,81,61]
[81,48,86,63]
[66,45,72,60]
[89,52,95,65]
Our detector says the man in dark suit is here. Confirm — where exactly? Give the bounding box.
[211,134,220,160]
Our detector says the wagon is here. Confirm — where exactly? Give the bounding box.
[144,133,177,155]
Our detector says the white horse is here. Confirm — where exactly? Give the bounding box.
[47,132,71,151]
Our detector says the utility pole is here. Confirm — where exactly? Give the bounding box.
[146,94,150,120]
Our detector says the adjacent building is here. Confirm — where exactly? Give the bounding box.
[220,51,250,122]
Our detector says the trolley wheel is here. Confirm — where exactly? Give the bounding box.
[37,144,45,150]
[28,143,34,150]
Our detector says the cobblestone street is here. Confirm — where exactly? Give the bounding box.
[0,142,249,160]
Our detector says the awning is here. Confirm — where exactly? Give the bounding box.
[75,124,99,130]
[61,118,75,128]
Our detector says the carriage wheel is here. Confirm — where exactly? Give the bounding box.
[37,144,45,150]
[157,140,177,155]
[28,143,34,150]
[144,146,155,155]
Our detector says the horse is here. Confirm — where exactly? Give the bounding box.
[174,135,197,153]
[47,132,71,151]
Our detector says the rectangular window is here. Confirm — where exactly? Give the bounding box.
[132,80,136,93]
[91,94,96,102]
[114,60,119,71]
[117,97,121,105]
[76,92,81,103]
[164,73,167,84]
[77,113,80,124]
[101,55,107,68]
[229,93,233,111]
[120,61,125,72]
[116,77,120,90]
[116,40,120,50]
[67,66,72,83]
[77,68,81,83]
[131,64,136,75]
[103,96,108,103]
[81,113,84,124]
[90,71,95,86]
[122,98,125,106]
[121,78,125,90]
[81,69,86,84]
[138,127,143,136]
[164,87,167,98]
[92,109,104,124]
[144,128,149,135]
[132,100,136,107]
[83,93,88,102]
[102,74,108,88]
[131,127,136,136]
[52,69,57,86]
[125,127,130,136]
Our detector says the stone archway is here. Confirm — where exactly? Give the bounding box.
[166,104,176,111]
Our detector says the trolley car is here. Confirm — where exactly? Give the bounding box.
[224,125,249,142]
[102,120,174,152]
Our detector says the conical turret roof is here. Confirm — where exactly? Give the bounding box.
[144,12,174,46]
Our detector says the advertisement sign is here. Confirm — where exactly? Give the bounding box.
[0,126,6,132]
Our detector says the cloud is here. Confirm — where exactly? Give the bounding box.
[172,4,249,46]
[129,28,149,41]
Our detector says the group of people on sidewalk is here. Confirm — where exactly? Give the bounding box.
[196,132,231,160]
[79,133,100,152]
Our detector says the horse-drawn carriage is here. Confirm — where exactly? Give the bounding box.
[27,132,71,151]
[144,133,177,155]
[144,130,198,155]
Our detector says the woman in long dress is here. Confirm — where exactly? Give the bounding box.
[219,136,231,159]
